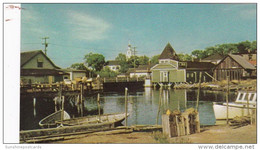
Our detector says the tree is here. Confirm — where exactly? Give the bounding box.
[128,56,140,68]
[84,52,105,71]
[96,66,118,77]
[178,53,193,61]
[115,53,127,62]
[70,63,88,70]
[237,41,251,54]
[115,53,129,73]
[139,55,149,65]
[150,55,160,64]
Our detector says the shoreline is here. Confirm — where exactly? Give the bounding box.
[52,124,256,144]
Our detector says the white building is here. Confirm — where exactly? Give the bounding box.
[106,60,120,72]
[126,42,136,59]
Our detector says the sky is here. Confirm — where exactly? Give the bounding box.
[21,3,257,68]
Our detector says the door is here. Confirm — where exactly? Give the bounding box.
[160,71,169,82]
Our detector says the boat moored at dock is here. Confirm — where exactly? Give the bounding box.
[213,91,256,120]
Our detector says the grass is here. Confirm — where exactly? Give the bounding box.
[151,131,169,144]
[151,131,192,144]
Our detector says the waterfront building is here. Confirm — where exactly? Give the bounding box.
[151,43,215,85]
[150,43,185,84]
[213,54,256,81]
[20,50,68,84]
[106,60,121,72]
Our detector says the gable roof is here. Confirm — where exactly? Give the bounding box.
[21,50,60,69]
[158,43,179,61]
[202,53,223,61]
[228,54,255,70]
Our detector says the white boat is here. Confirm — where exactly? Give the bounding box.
[213,91,257,120]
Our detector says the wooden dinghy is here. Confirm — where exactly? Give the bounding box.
[39,110,71,128]
[55,113,129,127]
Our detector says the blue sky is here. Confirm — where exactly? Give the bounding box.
[21,3,256,68]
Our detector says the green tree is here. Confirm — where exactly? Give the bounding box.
[139,55,149,65]
[115,53,129,73]
[70,63,88,70]
[237,41,251,53]
[250,41,257,53]
[128,56,140,68]
[178,53,193,61]
[191,50,207,59]
[150,55,160,64]
[96,66,118,77]
[84,52,105,71]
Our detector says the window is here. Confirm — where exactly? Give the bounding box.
[187,73,189,78]
[37,58,43,68]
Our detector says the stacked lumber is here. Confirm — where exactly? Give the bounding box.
[162,108,200,137]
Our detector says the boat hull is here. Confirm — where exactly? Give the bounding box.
[213,102,255,120]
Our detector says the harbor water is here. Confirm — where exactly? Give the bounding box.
[20,88,236,130]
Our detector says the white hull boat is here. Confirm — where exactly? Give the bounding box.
[213,91,256,120]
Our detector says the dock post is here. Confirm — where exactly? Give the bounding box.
[196,72,202,110]
[125,88,128,127]
[226,75,230,124]
[97,93,101,121]
[33,97,36,108]
[156,88,162,125]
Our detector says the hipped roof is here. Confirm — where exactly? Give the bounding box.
[158,43,179,61]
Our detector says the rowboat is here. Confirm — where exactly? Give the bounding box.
[39,110,71,128]
[39,112,129,128]
[55,113,129,127]
[213,91,257,120]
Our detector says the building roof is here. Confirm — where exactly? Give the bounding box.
[21,50,60,69]
[228,54,255,70]
[107,60,120,66]
[158,43,179,61]
[60,69,87,73]
[179,61,215,70]
[127,65,154,73]
[21,69,69,76]
[202,53,223,61]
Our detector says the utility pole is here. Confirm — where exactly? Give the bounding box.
[42,37,49,55]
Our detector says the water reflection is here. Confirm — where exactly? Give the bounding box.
[20,88,235,130]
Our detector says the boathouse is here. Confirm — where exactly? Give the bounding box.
[213,54,256,81]
[151,43,215,85]
[20,50,68,84]
[150,43,186,84]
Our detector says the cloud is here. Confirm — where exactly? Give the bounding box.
[66,11,111,41]
[221,4,256,20]
[21,5,58,36]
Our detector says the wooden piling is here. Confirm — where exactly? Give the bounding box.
[156,89,162,125]
[97,93,101,121]
[125,88,128,127]
[226,76,229,124]
[196,72,202,110]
